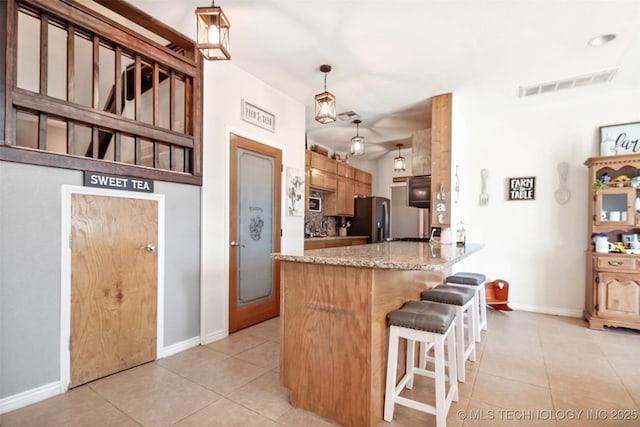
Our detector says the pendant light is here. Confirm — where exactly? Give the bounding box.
[350,119,365,156]
[314,65,336,124]
[195,1,231,60]
[393,143,406,172]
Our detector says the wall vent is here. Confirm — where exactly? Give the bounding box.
[519,68,618,97]
[337,111,360,121]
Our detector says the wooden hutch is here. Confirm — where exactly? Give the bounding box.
[585,153,640,330]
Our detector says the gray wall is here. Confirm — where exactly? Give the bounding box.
[0,161,201,398]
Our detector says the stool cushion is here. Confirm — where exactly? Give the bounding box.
[446,272,486,286]
[387,300,456,334]
[421,285,475,306]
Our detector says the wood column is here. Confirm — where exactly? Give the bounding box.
[431,93,453,227]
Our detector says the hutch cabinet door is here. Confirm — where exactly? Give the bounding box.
[597,272,640,320]
[594,187,636,227]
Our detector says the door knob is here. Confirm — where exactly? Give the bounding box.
[230,240,245,248]
[144,244,156,252]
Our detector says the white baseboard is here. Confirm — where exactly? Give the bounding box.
[201,329,227,345]
[0,381,61,414]
[158,336,201,359]
[509,303,583,318]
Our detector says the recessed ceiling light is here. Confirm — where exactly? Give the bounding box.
[588,33,617,46]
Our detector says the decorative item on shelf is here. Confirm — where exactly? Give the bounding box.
[314,65,336,124]
[610,175,630,187]
[600,132,617,156]
[479,168,489,206]
[195,1,231,60]
[393,144,406,172]
[554,162,571,205]
[350,119,365,156]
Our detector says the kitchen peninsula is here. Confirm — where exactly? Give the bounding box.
[272,241,482,427]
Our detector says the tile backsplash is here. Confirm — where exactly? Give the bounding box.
[305,191,339,237]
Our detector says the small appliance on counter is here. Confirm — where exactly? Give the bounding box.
[350,196,390,243]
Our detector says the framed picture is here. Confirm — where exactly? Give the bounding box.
[286,167,304,217]
[600,122,640,155]
[508,176,535,200]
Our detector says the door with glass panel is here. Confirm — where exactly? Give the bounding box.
[229,134,281,332]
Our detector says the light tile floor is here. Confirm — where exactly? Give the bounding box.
[2,310,640,426]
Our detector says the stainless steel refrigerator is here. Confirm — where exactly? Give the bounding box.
[350,196,390,243]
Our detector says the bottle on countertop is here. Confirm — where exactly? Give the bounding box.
[456,222,466,247]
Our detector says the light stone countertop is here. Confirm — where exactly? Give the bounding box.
[303,235,369,241]
[272,241,483,272]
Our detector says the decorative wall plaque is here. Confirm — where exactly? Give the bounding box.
[242,99,276,132]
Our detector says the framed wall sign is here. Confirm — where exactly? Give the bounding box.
[508,176,535,200]
[600,122,640,155]
[242,99,276,132]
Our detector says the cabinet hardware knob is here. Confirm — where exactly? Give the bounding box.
[608,261,622,266]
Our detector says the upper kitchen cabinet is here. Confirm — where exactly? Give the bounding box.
[354,169,372,197]
[309,151,338,192]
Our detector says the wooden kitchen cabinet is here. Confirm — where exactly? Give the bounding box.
[585,154,640,331]
[323,177,355,216]
[310,151,337,174]
[305,150,371,209]
[337,162,355,179]
[309,168,337,192]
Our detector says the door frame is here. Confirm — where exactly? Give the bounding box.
[59,185,165,391]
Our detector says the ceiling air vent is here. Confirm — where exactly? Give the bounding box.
[337,111,360,121]
[519,68,618,97]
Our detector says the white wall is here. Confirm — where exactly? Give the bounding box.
[450,83,640,317]
[200,62,305,343]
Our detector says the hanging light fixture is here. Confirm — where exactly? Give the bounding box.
[393,143,406,172]
[195,2,231,60]
[350,119,365,156]
[314,65,336,124]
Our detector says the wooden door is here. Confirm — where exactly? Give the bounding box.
[229,134,281,332]
[70,194,158,387]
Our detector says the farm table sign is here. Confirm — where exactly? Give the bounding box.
[508,176,535,200]
[600,122,640,155]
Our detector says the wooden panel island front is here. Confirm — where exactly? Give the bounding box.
[272,241,482,427]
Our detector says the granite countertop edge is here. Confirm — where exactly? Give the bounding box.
[304,235,369,241]
[272,242,484,272]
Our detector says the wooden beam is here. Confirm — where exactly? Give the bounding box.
[39,13,48,96]
[0,145,202,185]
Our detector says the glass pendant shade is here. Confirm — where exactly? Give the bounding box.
[393,144,406,172]
[350,120,365,155]
[195,4,231,60]
[315,91,336,124]
[314,65,336,124]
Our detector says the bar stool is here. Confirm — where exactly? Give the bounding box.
[384,300,458,427]
[446,272,487,342]
[420,285,477,383]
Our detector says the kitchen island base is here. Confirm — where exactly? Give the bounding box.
[280,261,442,427]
